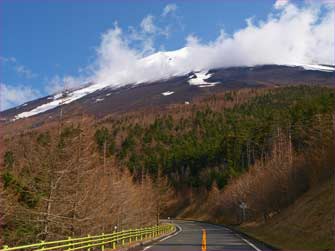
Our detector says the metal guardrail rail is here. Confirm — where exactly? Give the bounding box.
[1,224,175,251]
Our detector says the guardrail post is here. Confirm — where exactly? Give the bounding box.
[122,230,125,246]
[67,237,72,250]
[87,234,91,251]
[113,231,116,249]
[40,240,45,251]
[101,233,105,251]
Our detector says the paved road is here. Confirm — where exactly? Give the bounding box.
[136,220,272,251]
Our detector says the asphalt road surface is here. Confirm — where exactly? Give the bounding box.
[136,220,272,251]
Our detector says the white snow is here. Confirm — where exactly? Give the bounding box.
[53,93,63,100]
[162,91,174,96]
[16,103,27,109]
[106,93,112,96]
[95,98,104,103]
[198,83,217,88]
[14,83,107,120]
[284,63,334,72]
[188,71,219,87]
[299,64,334,72]
[140,47,190,77]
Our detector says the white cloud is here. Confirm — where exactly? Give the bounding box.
[162,4,177,17]
[0,56,37,79]
[274,0,289,9]
[141,15,156,33]
[186,34,200,46]
[42,4,181,96]
[15,65,37,79]
[0,56,16,63]
[0,83,40,110]
[45,75,85,94]
[90,0,334,88]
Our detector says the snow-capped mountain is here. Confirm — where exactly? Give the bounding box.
[1,54,334,123]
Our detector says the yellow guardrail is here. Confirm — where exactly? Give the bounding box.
[1,224,175,251]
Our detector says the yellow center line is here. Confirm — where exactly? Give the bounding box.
[201,229,207,251]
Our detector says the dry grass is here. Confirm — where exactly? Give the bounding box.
[240,179,334,251]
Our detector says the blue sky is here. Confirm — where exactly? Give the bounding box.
[0,0,333,110]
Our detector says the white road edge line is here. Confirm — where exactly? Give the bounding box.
[159,224,182,242]
[142,224,183,250]
[240,236,262,251]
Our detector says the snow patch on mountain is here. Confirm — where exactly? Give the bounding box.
[299,64,335,72]
[95,98,104,103]
[188,71,219,87]
[162,91,174,96]
[14,82,114,120]
[198,83,218,88]
[13,61,334,120]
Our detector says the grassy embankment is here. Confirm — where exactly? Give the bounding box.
[239,179,334,251]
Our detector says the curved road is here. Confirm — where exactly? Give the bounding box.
[136,220,272,251]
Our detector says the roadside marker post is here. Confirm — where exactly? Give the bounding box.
[240,202,247,222]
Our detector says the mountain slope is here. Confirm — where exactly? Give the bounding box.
[1,64,334,123]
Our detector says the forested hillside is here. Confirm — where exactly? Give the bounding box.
[1,85,333,245]
[95,86,333,190]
